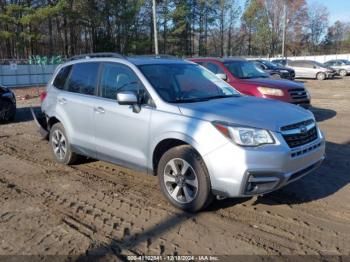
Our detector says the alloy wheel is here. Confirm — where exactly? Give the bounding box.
[163,158,199,204]
[51,130,67,160]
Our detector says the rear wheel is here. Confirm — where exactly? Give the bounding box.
[158,145,213,212]
[339,70,347,77]
[49,123,77,165]
[316,72,326,80]
[0,99,16,123]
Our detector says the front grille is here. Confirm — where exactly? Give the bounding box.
[288,88,308,100]
[281,119,314,131]
[291,142,322,158]
[283,126,318,148]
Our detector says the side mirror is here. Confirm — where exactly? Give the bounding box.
[216,73,227,81]
[117,91,141,113]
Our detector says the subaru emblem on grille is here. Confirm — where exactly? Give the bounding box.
[299,125,308,134]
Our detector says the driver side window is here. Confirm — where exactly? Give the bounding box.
[99,63,146,101]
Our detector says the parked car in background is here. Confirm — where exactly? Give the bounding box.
[324,59,350,77]
[0,85,16,123]
[189,57,310,108]
[288,60,336,80]
[253,59,295,80]
[33,53,325,212]
[271,59,292,67]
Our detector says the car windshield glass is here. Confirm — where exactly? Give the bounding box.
[138,64,240,103]
[224,61,269,79]
[260,60,278,69]
[342,60,350,65]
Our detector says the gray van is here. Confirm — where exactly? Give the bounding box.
[288,60,336,80]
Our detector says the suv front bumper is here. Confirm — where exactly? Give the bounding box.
[203,131,326,198]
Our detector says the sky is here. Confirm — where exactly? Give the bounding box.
[307,0,350,24]
[237,0,350,24]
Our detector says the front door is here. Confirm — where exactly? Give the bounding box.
[94,62,153,171]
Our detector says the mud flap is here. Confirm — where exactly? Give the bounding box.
[30,108,49,139]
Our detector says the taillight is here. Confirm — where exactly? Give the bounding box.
[40,91,47,102]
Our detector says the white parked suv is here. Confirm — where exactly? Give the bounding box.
[32,53,326,212]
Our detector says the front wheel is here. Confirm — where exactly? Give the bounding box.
[158,145,213,212]
[271,73,281,79]
[49,122,77,165]
[316,72,326,80]
[339,70,347,77]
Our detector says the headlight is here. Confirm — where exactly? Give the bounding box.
[280,70,289,73]
[213,122,275,146]
[257,87,284,96]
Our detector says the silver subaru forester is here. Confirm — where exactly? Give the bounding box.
[34,53,325,212]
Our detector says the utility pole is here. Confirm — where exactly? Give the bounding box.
[152,0,159,55]
[282,0,287,58]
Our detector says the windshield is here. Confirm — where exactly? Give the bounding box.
[138,64,240,103]
[260,60,278,69]
[341,60,350,65]
[224,61,269,79]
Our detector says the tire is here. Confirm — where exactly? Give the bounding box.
[316,72,326,80]
[0,99,16,123]
[49,122,77,165]
[271,74,281,79]
[158,145,213,212]
[339,70,347,77]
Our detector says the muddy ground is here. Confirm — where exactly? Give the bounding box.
[0,78,349,259]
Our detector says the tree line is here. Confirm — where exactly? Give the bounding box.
[0,0,349,59]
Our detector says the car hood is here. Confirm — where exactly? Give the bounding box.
[275,66,294,72]
[239,78,304,89]
[177,96,313,132]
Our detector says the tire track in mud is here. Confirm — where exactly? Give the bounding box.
[1,132,350,256]
[0,141,269,255]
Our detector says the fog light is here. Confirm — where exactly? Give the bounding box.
[245,175,280,195]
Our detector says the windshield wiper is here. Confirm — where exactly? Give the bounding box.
[174,94,239,103]
[174,97,211,103]
[205,94,240,100]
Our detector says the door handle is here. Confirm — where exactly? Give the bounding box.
[94,107,105,114]
[57,98,67,105]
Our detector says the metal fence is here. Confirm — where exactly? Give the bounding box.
[252,53,350,63]
[0,60,59,88]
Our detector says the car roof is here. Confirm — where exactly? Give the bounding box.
[64,53,192,67]
[189,57,246,63]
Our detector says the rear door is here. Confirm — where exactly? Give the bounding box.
[93,62,153,171]
[56,62,100,157]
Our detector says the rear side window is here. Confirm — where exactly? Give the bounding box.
[66,63,100,95]
[53,65,72,90]
[290,61,307,67]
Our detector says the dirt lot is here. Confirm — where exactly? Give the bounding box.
[0,78,349,259]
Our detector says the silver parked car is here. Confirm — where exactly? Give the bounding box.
[288,60,336,80]
[33,53,326,212]
[324,59,350,77]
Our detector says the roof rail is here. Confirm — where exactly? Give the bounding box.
[68,52,125,61]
